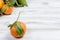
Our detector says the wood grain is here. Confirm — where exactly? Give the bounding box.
[0,0,60,40]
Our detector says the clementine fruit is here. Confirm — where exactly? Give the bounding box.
[1,4,13,15]
[4,6,13,15]
[0,0,4,9]
[8,21,26,38]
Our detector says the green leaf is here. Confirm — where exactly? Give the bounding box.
[13,22,24,35]
[8,24,12,29]
[17,0,28,6]
[8,24,12,27]
[15,26,21,35]
[16,22,23,34]
[15,0,22,7]
[13,21,22,35]
[17,22,24,33]
[1,5,8,13]
[8,0,16,6]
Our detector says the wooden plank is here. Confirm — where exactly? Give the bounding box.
[1,30,60,40]
[0,0,60,40]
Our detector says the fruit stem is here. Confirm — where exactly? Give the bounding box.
[16,11,21,21]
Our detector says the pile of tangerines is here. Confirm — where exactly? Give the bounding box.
[0,0,13,15]
[0,0,27,38]
[0,0,27,15]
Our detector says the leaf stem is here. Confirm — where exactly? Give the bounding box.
[16,11,21,21]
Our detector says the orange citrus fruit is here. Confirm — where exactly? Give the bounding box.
[0,0,4,9]
[4,6,13,15]
[9,21,26,38]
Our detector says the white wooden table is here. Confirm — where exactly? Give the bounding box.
[0,0,60,40]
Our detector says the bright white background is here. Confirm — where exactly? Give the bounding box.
[0,0,60,40]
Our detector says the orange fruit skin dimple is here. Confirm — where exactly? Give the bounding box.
[10,21,26,38]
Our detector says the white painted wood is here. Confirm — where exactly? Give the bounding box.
[1,30,60,40]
